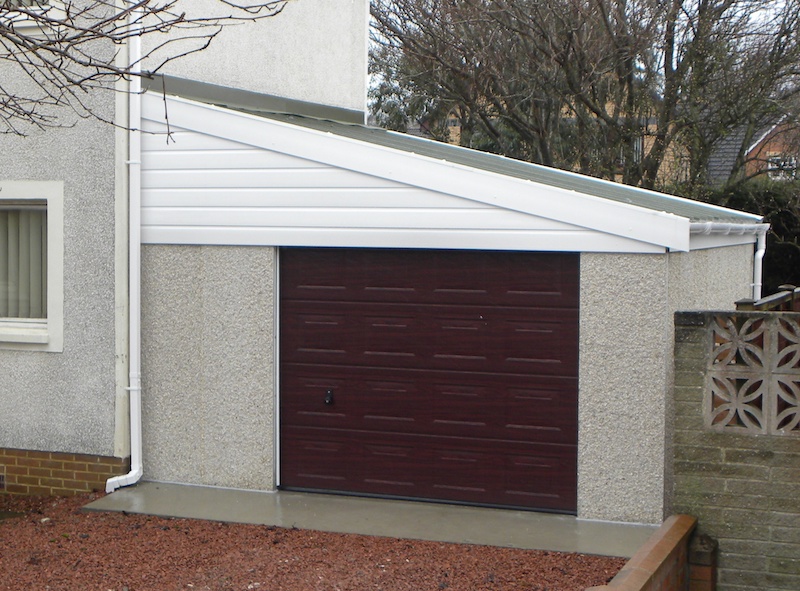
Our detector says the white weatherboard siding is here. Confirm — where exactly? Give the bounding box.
[140,95,675,253]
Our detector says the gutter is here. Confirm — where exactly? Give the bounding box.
[689,222,770,300]
[106,7,144,493]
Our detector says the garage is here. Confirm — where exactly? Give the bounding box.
[279,248,579,512]
[136,79,764,521]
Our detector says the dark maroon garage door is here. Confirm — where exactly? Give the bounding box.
[279,248,579,512]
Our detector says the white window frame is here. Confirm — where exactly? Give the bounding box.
[0,181,63,352]
[767,154,798,181]
[1,1,65,33]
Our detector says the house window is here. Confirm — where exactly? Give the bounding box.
[0,201,47,318]
[2,1,62,32]
[0,181,63,352]
[767,154,798,181]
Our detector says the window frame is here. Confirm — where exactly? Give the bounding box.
[1,1,64,33]
[0,181,63,352]
[766,154,798,181]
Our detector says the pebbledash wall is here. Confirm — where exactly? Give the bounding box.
[672,311,800,591]
[0,66,128,483]
[578,246,753,523]
[140,245,276,490]
[139,244,753,523]
[146,0,369,112]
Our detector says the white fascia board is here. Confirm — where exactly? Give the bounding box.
[143,93,691,251]
[142,226,666,253]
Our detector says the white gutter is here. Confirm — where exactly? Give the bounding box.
[106,7,144,493]
[690,222,770,300]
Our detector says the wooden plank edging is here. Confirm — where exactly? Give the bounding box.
[586,514,698,591]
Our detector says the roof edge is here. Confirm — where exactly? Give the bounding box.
[141,74,366,126]
[689,222,768,235]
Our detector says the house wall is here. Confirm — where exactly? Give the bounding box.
[149,0,368,112]
[140,245,276,489]
[0,0,367,487]
[0,93,121,458]
[578,245,753,523]
[745,123,800,179]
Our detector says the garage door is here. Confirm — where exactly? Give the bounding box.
[279,248,579,512]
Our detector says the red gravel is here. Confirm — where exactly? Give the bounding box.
[0,493,625,591]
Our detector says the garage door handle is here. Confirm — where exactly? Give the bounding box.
[324,389,335,405]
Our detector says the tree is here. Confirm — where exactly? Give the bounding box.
[0,0,289,134]
[370,0,800,191]
[707,178,800,292]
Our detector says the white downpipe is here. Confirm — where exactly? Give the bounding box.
[689,222,770,302]
[106,8,144,493]
[753,226,768,301]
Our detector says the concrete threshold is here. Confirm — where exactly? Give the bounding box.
[85,481,656,558]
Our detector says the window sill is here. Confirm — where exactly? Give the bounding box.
[0,319,50,346]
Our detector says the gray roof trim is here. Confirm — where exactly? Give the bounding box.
[151,75,762,225]
[142,74,365,126]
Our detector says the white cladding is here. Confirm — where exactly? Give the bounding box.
[140,93,689,253]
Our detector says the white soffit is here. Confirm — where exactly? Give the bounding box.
[143,92,694,252]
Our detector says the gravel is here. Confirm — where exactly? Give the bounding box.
[0,493,625,591]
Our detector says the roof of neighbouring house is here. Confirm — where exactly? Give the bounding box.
[706,122,783,185]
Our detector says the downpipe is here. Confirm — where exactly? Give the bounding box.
[106,6,144,493]
[689,222,770,301]
[753,225,767,301]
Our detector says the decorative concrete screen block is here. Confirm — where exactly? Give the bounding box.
[707,314,800,436]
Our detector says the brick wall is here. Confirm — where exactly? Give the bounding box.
[672,312,800,591]
[0,448,130,496]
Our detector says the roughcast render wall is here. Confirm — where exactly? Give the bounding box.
[0,88,118,457]
[578,246,753,523]
[150,0,369,112]
[141,245,276,490]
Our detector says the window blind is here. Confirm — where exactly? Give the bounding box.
[0,205,47,319]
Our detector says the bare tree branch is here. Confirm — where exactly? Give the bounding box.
[0,0,290,133]
[370,0,800,190]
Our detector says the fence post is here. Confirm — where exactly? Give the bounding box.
[689,534,718,591]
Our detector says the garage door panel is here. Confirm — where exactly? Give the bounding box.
[282,434,352,488]
[282,365,576,444]
[281,427,576,510]
[501,454,576,508]
[282,302,577,376]
[281,249,579,308]
[280,248,578,512]
[281,427,426,495]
